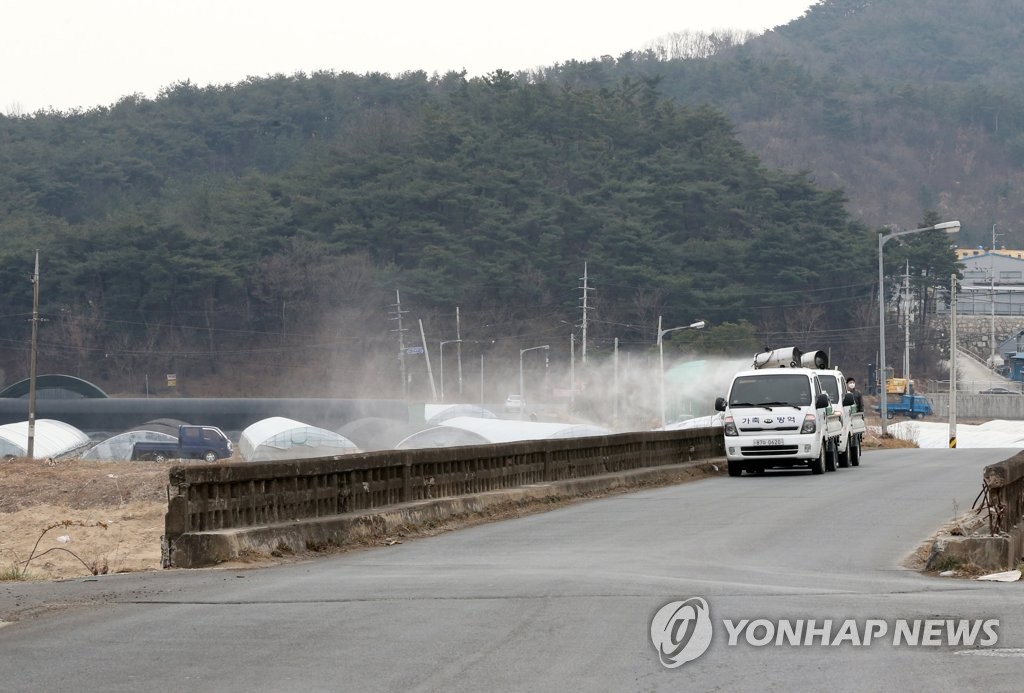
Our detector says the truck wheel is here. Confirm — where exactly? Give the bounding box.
[810,445,826,475]
[838,438,851,468]
[825,441,837,472]
[203,450,217,463]
[850,437,860,467]
[886,410,895,420]
[155,453,167,463]
[727,461,743,477]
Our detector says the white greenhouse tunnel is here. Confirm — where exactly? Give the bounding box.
[396,416,611,449]
[424,403,496,424]
[885,419,1024,449]
[0,419,91,459]
[239,416,359,461]
[79,430,177,461]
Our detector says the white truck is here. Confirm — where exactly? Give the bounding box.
[814,368,865,468]
[714,347,837,477]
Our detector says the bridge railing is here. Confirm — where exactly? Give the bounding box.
[164,429,722,539]
[980,451,1024,537]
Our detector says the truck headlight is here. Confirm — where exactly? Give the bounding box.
[800,414,816,434]
[723,416,737,436]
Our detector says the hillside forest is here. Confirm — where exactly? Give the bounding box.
[0,0,978,405]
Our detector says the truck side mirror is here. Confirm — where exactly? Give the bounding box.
[842,393,856,407]
[815,393,830,409]
[714,397,727,412]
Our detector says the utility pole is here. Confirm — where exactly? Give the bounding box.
[990,223,1002,369]
[613,337,619,426]
[579,262,592,365]
[456,306,463,396]
[419,319,438,402]
[570,333,576,410]
[903,260,911,380]
[388,290,409,397]
[27,251,39,459]
[949,273,958,448]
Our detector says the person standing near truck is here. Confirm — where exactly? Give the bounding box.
[846,377,864,413]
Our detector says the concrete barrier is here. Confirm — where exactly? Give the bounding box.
[162,428,724,568]
[929,451,1024,571]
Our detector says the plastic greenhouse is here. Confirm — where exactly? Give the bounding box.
[424,404,496,424]
[80,430,177,461]
[336,417,418,452]
[240,417,359,462]
[0,419,91,459]
[396,416,610,449]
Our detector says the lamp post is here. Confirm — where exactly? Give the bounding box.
[990,224,1000,371]
[949,273,958,448]
[439,339,461,401]
[519,344,550,418]
[658,318,705,427]
[878,220,960,434]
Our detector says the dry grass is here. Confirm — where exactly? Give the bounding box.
[861,432,917,449]
[0,457,169,580]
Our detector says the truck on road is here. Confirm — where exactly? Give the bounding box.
[131,425,233,463]
[815,368,864,468]
[874,393,934,419]
[714,347,834,477]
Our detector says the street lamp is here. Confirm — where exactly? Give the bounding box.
[439,339,461,401]
[658,318,706,427]
[519,344,550,418]
[878,220,960,434]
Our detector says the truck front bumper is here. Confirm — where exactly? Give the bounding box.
[724,434,820,463]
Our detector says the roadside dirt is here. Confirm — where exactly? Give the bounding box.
[0,458,170,581]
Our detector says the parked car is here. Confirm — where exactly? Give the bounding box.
[504,394,525,413]
[979,387,1018,394]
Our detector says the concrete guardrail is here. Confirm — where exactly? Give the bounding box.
[929,451,1024,571]
[980,451,1024,566]
[163,428,724,568]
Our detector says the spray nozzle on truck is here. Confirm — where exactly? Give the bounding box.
[752,347,829,370]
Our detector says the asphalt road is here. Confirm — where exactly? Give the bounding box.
[2,448,1023,692]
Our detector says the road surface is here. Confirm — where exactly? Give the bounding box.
[957,348,1013,393]
[2,449,1022,691]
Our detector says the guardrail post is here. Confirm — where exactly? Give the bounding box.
[402,460,411,503]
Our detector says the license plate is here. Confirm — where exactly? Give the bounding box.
[754,438,784,446]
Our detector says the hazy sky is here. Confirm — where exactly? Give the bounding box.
[2,1,817,114]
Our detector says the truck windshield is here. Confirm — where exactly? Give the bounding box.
[730,374,812,407]
[819,377,840,404]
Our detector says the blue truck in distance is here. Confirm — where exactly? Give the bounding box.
[874,394,934,419]
[131,425,233,462]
